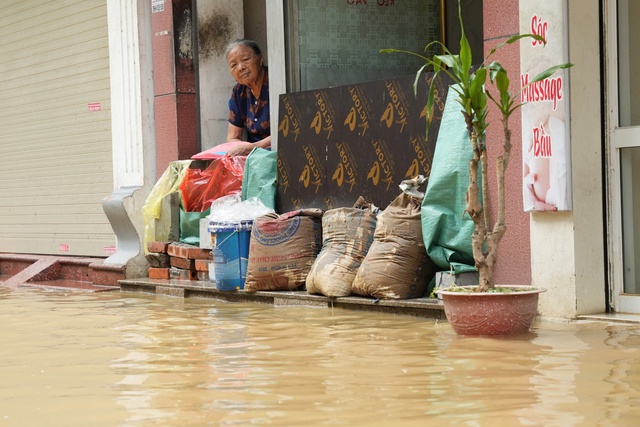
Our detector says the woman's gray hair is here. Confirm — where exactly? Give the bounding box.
[225,39,262,59]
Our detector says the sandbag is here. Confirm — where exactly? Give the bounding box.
[244,209,323,292]
[352,192,437,299]
[306,198,377,297]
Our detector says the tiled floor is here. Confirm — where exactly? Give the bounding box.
[0,253,123,291]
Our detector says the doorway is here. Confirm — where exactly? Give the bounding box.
[607,0,640,313]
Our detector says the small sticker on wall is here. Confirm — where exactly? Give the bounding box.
[59,244,70,252]
[88,102,101,111]
[152,0,164,13]
[104,246,117,255]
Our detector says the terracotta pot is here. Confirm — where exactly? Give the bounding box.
[437,286,546,336]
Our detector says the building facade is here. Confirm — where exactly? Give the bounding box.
[1,0,632,320]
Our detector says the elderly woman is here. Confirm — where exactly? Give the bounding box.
[224,39,271,157]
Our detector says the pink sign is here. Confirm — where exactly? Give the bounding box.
[520,2,571,212]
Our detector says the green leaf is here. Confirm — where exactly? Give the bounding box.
[528,63,574,86]
[469,68,487,101]
[412,63,428,97]
[494,69,509,96]
[457,1,472,75]
[486,61,505,81]
[450,84,464,99]
[506,33,544,45]
[435,54,458,70]
[424,40,448,55]
[486,34,545,62]
[380,48,428,62]
[425,73,439,136]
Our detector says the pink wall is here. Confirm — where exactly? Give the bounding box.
[152,0,198,179]
[483,0,531,286]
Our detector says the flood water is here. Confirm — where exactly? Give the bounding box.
[1,287,640,427]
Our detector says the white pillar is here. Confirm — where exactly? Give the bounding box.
[108,0,156,187]
[103,0,156,277]
[266,1,286,151]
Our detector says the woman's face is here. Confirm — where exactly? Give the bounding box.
[227,45,263,87]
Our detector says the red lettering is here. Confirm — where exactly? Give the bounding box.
[531,15,548,46]
[347,0,367,4]
[533,124,552,158]
[378,0,395,5]
[521,73,564,111]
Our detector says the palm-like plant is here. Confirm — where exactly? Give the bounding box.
[382,0,572,291]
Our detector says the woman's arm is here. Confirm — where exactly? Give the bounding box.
[225,123,271,156]
[226,123,244,143]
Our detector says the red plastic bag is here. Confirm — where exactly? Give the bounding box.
[179,156,246,212]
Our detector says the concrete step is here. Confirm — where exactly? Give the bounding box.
[119,278,446,319]
[0,253,123,292]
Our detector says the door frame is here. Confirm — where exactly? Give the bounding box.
[605,0,640,313]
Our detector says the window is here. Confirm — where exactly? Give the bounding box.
[285,0,444,92]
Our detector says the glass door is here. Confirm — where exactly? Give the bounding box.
[608,0,640,312]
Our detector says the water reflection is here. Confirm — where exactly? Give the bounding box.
[1,289,640,426]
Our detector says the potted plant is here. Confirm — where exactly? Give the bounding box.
[382,1,572,335]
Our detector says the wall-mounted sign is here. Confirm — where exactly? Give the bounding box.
[520,0,571,211]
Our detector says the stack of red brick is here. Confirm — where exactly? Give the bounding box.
[146,241,211,281]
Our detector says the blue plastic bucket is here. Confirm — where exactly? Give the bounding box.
[207,220,253,291]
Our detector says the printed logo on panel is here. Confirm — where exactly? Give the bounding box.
[277,154,291,194]
[279,95,302,142]
[381,80,409,133]
[331,141,358,192]
[299,144,325,193]
[311,90,336,140]
[344,86,372,137]
[367,139,395,191]
[406,135,434,179]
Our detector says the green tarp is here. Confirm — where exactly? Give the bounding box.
[421,87,477,274]
[179,207,210,245]
[241,148,277,210]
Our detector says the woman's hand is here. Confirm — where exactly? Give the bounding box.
[225,142,255,157]
[224,124,271,156]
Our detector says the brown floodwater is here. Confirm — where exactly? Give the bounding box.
[1,287,639,427]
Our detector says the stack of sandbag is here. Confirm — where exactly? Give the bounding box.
[352,187,437,299]
[244,209,323,292]
[306,197,378,297]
